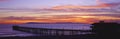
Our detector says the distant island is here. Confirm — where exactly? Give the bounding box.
[25,22,85,24]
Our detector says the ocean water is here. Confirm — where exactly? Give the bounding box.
[0,24,92,37]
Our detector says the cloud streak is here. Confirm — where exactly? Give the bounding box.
[0,0,9,2]
[0,13,120,24]
[0,0,120,24]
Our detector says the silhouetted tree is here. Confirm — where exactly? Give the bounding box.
[91,21,120,39]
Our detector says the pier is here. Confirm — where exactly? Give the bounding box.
[13,26,92,36]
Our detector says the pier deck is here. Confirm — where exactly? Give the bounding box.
[13,26,92,36]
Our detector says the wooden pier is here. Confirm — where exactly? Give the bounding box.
[13,26,92,36]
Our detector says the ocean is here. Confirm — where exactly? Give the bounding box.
[0,24,92,37]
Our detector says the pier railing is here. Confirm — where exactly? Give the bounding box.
[13,26,92,36]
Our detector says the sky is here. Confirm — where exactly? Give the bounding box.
[0,0,120,24]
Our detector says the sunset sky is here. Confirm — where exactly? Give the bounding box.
[0,0,120,24]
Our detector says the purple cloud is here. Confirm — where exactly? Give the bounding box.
[0,16,36,20]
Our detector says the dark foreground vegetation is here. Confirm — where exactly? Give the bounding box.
[1,21,120,39]
[0,34,96,39]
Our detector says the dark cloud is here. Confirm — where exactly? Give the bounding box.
[0,16,36,20]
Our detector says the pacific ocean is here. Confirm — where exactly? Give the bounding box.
[0,24,91,37]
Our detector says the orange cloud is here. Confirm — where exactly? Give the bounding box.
[0,14,120,24]
[52,1,120,10]
[0,16,99,24]
[52,5,110,10]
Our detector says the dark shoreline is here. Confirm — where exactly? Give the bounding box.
[0,34,96,39]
